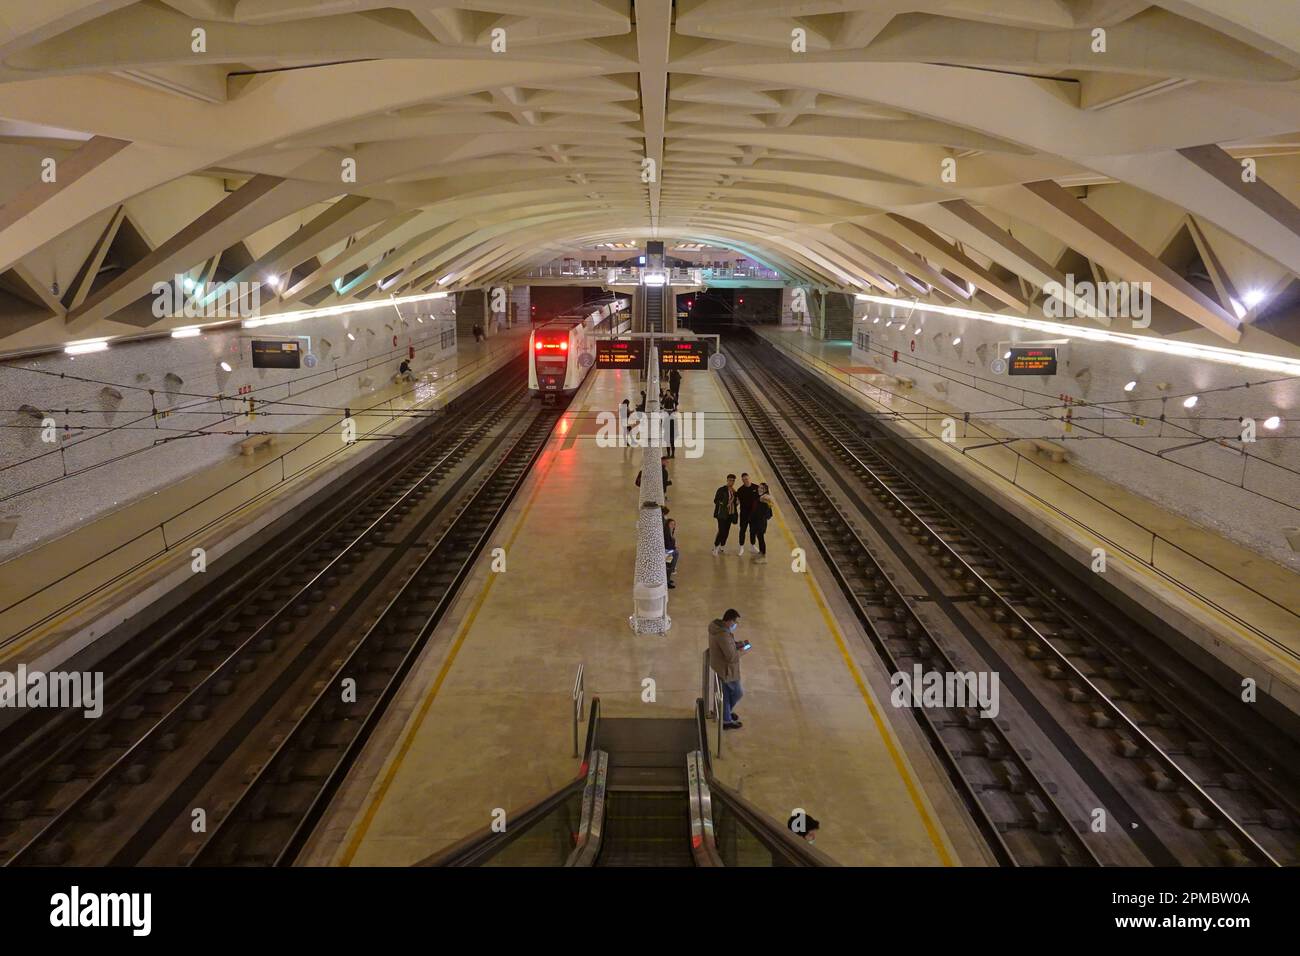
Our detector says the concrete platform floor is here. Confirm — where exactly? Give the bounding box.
[0,328,528,667]
[306,362,989,867]
[756,327,1300,715]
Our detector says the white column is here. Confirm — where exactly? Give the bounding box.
[630,341,670,634]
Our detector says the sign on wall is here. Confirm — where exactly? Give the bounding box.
[595,339,645,369]
[656,339,710,369]
[251,340,302,369]
[1007,346,1058,375]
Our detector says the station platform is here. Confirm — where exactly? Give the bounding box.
[0,327,529,676]
[755,326,1300,719]
[304,362,990,867]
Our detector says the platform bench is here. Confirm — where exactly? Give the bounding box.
[238,434,274,457]
[1026,438,1070,464]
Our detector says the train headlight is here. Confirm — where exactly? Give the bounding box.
[560,341,568,350]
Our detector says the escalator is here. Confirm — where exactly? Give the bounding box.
[424,699,833,867]
[642,284,665,333]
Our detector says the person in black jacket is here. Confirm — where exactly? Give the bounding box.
[712,474,737,555]
[735,473,760,555]
[663,517,678,588]
[749,482,773,563]
[669,367,682,397]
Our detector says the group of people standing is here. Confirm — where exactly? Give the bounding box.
[711,473,774,562]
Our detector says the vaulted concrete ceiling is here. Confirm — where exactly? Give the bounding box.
[0,0,1298,351]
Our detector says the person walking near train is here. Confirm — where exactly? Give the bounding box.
[708,609,748,729]
[711,474,738,555]
[735,473,760,555]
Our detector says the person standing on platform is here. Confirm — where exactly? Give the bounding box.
[669,366,682,398]
[735,473,760,555]
[636,455,672,500]
[662,389,678,458]
[636,389,647,414]
[749,482,773,563]
[708,609,747,729]
[664,517,679,589]
[711,474,738,555]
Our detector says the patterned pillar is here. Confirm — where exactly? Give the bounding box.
[630,342,670,634]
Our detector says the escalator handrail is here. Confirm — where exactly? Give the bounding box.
[705,774,838,866]
[687,751,724,866]
[565,750,608,866]
[418,697,603,866]
[415,775,588,866]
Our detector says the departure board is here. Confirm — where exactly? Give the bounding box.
[251,339,301,369]
[1007,346,1058,376]
[657,339,709,369]
[595,339,644,369]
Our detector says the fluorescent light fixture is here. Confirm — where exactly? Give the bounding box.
[1183,395,1199,408]
[851,294,1300,377]
[437,274,455,285]
[1243,288,1267,309]
[346,332,356,341]
[1003,350,1012,359]
[241,290,451,329]
[1124,381,1137,392]
[913,327,921,334]
[170,327,201,338]
[220,361,233,372]
[952,337,961,345]
[65,340,108,355]
[873,317,880,324]
[1263,416,1281,430]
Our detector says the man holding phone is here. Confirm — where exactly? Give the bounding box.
[708,609,749,729]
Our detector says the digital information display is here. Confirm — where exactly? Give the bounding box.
[657,339,710,370]
[595,339,645,369]
[1008,346,1058,376]
[251,339,301,369]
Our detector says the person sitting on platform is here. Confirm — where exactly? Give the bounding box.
[664,517,679,589]
[396,358,415,384]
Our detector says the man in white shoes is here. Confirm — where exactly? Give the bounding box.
[735,473,760,555]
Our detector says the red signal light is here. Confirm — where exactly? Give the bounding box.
[738,297,744,304]
[560,340,568,350]
[535,340,544,351]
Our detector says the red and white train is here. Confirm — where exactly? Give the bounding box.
[528,297,631,398]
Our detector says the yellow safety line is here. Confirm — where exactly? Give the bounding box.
[338,398,564,865]
[715,372,956,867]
[759,331,1300,674]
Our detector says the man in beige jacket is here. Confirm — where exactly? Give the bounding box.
[708,609,747,729]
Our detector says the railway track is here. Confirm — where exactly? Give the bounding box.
[722,331,1298,867]
[718,343,1098,866]
[0,360,560,866]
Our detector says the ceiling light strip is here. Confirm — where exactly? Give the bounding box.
[854,294,1300,377]
[241,291,450,329]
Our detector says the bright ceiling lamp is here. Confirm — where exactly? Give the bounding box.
[170,327,201,338]
[65,338,109,355]
[1124,380,1137,391]
[242,291,450,329]
[852,294,1300,377]
[437,274,455,285]
[1183,395,1199,408]
[1242,288,1267,309]
[1263,415,1281,429]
